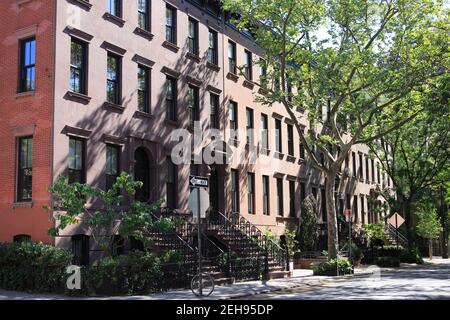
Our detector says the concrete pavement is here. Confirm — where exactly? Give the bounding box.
[243,258,450,300]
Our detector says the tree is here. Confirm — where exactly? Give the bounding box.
[46,172,174,257]
[221,0,449,258]
[299,195,319,251]
[416,204,441,260]
[369,74,449,248]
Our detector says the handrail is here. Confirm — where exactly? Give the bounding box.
[384,224,407,245]
[150,210,197,253]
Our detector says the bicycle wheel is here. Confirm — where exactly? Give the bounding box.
[191,273,215,297]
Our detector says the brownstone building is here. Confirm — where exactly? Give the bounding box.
[0,0,391,263]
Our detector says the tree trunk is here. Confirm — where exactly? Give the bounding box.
[429,239,433,260]
[403,199,414,250]
[325,172,339,260]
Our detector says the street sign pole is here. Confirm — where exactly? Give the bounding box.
[197,186,202,296]
[395,214,399,250]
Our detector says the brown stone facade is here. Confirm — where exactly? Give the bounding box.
[0,0,390,253]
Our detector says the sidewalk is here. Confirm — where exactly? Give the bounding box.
[0,267,374,300]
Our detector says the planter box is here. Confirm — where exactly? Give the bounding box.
[294,257,327,269]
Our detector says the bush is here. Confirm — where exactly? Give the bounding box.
[83,251,162,296]
[0,242,73,293]
[377,256,400,268]
[313,259,353,276]
[399,247,424,264]
[378,245,404,258]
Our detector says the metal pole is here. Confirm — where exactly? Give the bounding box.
[349,209,352,266]
[197,187,202,296]
[395,214,399,250]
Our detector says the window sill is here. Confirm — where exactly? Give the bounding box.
[243,79,255,90]
[15,91,35,99]
[206,61,220,72]
[276,216,299,221]
[67,0,92,11]
[286,155,296,163]
[134,27,154,41]
[162,40,179,53]
[133,110,153,119]
[164,119,179,127]
[103,101,125,113]
[226,72,239,82]
[274,152,285,160]
[103,12,125,27]
[359,178,365,183]
[258,88,268,95]
[13,201,33,208]
[64,91,91,104]
[186,52,201,63]
[298,158,306,164]
[260,148,270,156]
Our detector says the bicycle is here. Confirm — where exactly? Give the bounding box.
[191,273,215,297]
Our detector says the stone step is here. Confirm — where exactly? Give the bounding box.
[268,270,291,280]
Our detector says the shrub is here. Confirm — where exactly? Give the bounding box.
[313,259,353,276]
[378,245,404,258]
[83,251,162,296]
[0,242,73,293]
[377,256,400,268]
[399,247,424,264]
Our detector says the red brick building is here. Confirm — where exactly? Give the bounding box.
[0,0,55,244]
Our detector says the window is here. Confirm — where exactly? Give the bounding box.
[112,235,124,256]
[107,0,121,17]
[359,153,363,179]
[275,119,282,153]
[289,180,296,217]
[260,114,268,150]
[68,137,85,184]
[299,142,305,160]
[165,76,177,120]
[165,5,176,44]
[243,50,252,80]
[371,159,375,182]
[228,40,236,74]
[246,108,254,145]
[17,136,33,202]
[352,152,356,177]
[286,77,293,102]
[354,195,358,223]
[138,0,150,30]
[320,153,325,166]
[107,53,121,104]
[247,173,255,214]
[210,93,219,129]
[229,101,238,132]
[208,29,218,65]
[166,157,177,209]
[72,235,89,266]
[137,65,150,113]
[188,18,199,55]
[262,175,269,215]
[287,124,294,156]
[321,188,327,222]
[259,58,267,87]
[19,37,36,92]
[366,156,370,181]
[361,195,365,224]
[231,170,239,212]
[276,178,284,216]
[105,144,120,190]
[312,187,317,199]
[188,85,199,128]
[377,163,381,184]
[13,234,31,243]
[70,38,87,94]
[300,182,306,205]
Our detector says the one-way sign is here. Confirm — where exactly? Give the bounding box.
[189,175,209,188]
